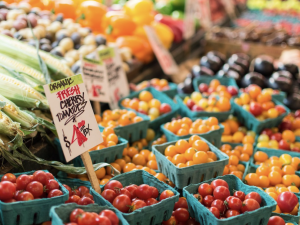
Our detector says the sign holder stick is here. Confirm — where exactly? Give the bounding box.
[81,151,101,193]
[93,101,101,116]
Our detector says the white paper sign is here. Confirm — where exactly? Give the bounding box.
[144,25,179,75]
[81,57,110,103]
[98,47,129,109]
[184,0,196,40]
[43,74,103,162]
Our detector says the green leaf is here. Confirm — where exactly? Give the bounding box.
[106,25,113,35]
[0,101,5,108]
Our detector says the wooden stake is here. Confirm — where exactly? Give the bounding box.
[93,101,101,116]
[81,151,101,193]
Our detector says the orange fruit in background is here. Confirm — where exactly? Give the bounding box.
[127,147,139,158]
[282,130,296,143]
[227,120,239,133]
[240,153,250,162]
[206,117,219,126]
[139,91,153,102]
[268,171,282,186]
[147,160,158,170]
[292,174,300,187]
[220,144,232,151]
[292,118,300,130]
[192,140,209,152]
[216,97,231,112]
[259,175,270,188]
[230,171,243,179]
[107,163,121,174]
[237,164,245,172]
[148,152,156,161]
[155,173,167,182]
[172,154,186,165]
[175,139,190,154]
[222,122,231,135]
[282,175,293,186]
[193,151,208,164]
[123,163,136,173]
[232,131,244,143]
[140,150,151,160]
[229,155,239,166]
[207,151,217,161]
[189,135,201,145]
[95,168,106,179]
[242,143,253,156]
[123,155,131,163]
[99,179,110,185]
[115,159,126,170]
[273,205,281,213]
[245,173,259,186]
[132,154,146,166]
[256,165,270,176]
[243,135,255,144]
[282,165,295,175]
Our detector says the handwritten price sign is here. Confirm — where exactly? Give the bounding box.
[144,26,179,75]
[44,74,103,162]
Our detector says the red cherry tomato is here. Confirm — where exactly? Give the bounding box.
[63,184,72,197]
[151,186,159,198]
[116,188,132,199]
[130,199,147,211]
[213,186,230,201]
[72,189,81,196]
[185,218,200,225]
[194,194,203,204]
[45,173,54,180]
[77,212,98,225]
[104,180,123,191]
[112,194,131,213]
[245,192,261,205]
[83,193,94,200]
[136,184,152,200]
[211,179,229,190]
[160,190,174,201]
[203,195,215,207]
[211,199,225,214]
[0,181,16,201]
[69,195,81,203]
[233,191,245,201]
[225,209,240,218]
[227,197,242,211]
[125,184,137,199]
[70,208,84,223]
[45,179,59,194]
[48,189,63,198]
[18,191,34,201]
[163,216,177,225]
[16,174,32,190]
[78,186,90,197]
[1,173,16,183]
[267,216,285,225]
[198,183,213,197]
[209,206,220,218]
[101,189,117,203]
[78,196,94,205]
[99,209,119,225]
[174,197,188,210]
[277,191,298,213]
[97,216,112,225]
[241,199,260,213]
[146,198,158,206]
[33,171,49,185]
[250,102,262,116]
[26,181,43,198]
[173,208,190,222]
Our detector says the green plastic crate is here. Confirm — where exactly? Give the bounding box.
[91,170,179,225]
[152,138,229,189]
[183,175,277,225]
[192,76,239,92]
[50,203,129,225]
[0,170,69,225]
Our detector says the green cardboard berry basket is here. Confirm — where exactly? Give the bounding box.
[231,98,290,134]
[192,76,239,91]
[50,203,129,225]
[160,120,224,148]
[118,87,179,130]
[99,110,150,143]
[152,137,229,189]
[175,94,232,122]
[272,91,286,103]
[91,170,180,225]
[183,175,277,225]
[131,82,177,99]
[0,170,69,225]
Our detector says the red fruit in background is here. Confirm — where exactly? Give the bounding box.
[270,133,282,142]
[213,186,230,201]
[295,110,300,118]
[125,184,137,199]
[160,190,174,201]
[275,105,286,115]
[211,179,229,189]
[261,129,273,137]
[245,192,262,205]
[199,83,209,93]
[194,193,203,203]
[233,191,245,201]
[146,198,158,206]
[101,189,117,203]
[104,180,123,191]
[18,191,34,201]
[209,207,220,218]
[225,210,240,218]
[277,191,298,213]
[0,181,16,201]
[279,121,292,132]
[5,199,16,203]
[72,189,81,197]
[77,212,98,225]
[100,210,119,225]
[173,208,190,222]
[26,181,43,198]
[227,197,242,211]
[45,179,59,193]
[45,173,54,180]
[83,193,94,200]
[112,194,131,213]
[137,109,147,115]
[159,103,172,115]
[63,184,72,197]
[186,99,195,109]
[14,190,23,200]
[241,199,260,212]
[192,105,203,112]
[227,86,238,96]
[78,196,94,205]
[267,216,285,225]
[291,147,300,152]
[174,197,188,210]
[150,186,159,199]
[163,216,177,225]
[16,174,32,190]
[198,183,213,197]
[279,139,290,150]
[130,199,147,211]
[136,184,152,200]
[1,173,16,183]
[250,102,262,116]
[211,199,225,214]
[203,195,215,207]
[69,195,81,203]
[70,208,84,223]
[48,189,63,198]
[33,171,49,185]
[208,87,215,94]
[115,188,131,200]
[185,218,200,225]
[78,186,89,197]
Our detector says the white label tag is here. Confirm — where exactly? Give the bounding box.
[43,74,103,162]
[144,25,179,75]
[81,57,110,103]
[98,47,130,109]
[184,0,196,40]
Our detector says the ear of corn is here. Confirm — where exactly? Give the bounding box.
[0,94,37,128]
[0,111,22,137]
[0,73,49,109]
[0,134,12,151]
[0,34,74,80]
